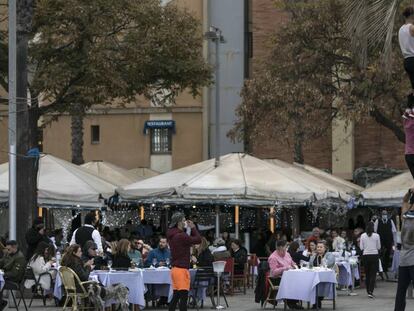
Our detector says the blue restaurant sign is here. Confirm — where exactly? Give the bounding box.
[143,120,176,134]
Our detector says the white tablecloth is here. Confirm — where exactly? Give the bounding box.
[0,273,4,291]
[54,270,146,308]
[337,262,360,287]
[276,269,337,305]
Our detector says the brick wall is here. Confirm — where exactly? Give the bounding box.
[249,0,406,172]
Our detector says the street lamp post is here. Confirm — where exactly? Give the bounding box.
[205,26,225,239]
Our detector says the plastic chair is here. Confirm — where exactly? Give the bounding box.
[58,266,97,310]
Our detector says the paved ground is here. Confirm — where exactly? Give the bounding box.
[3,280,407,310]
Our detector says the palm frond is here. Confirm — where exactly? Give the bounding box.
[343,0,403,72]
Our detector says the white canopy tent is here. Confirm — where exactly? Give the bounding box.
[119,153,361,205]
[0,155,117,209]
[128,167,160,179]
[82,161,144,186]
[361,171,412,207]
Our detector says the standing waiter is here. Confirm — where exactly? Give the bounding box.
[167,212,201,311]
[70,212,103,253]
[374,210,397,277]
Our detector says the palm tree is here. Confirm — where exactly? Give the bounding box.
[343,0,404,71]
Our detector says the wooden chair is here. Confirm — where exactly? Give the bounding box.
[223,258,247,295]
[263,277,281,309]
[59,266,97,310]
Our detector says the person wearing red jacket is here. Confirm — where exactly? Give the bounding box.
[167,212,201,311]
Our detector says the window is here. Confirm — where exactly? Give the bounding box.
[91,125,100,144]
[150,128,172,154]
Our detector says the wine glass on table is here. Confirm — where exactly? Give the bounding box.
[107,259,113,272]
[166,258,170,268]
[152,258,158,268]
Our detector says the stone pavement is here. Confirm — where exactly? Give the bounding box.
[3,280,408,310]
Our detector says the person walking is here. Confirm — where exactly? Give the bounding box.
[167,212,201,311]
[360,222,381,298]
[374,210,397,277]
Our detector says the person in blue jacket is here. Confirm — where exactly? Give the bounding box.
[145,236,171,267]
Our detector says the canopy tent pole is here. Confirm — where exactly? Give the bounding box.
[215,205,220,238]
[235,205,239,239]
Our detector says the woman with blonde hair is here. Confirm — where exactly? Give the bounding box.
[112,239,132,269]
[191,237,213,267]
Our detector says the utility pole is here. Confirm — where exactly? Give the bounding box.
[205,26,225,238]
[8,0,17,240]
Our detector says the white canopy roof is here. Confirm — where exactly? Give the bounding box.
[128,167,160,179]
[119,153,361,205]
[361,171,412,207]
[0,155,117,208]
[82,161,144,186]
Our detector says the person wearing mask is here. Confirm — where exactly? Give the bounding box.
[70,212,103,253]
[24,242,56,291]
[145,237,171,267]
[374,210,397,277]
[81,240,106,270]
[191,237,213,268]
[25,218,50,260]
[302,240,317,258]
[0,240,27,310]
[112,239,132,269]
[230,239,248,275]
[167,212,201,311]
[288,241,309,266]
[268,240,302,310]
[360,222,381,298]
[128,236,143,267]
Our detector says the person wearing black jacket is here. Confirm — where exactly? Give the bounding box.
[191,237,213,267]
[112,239,132,269]
[230,239,248,275]
[25,218,50,260]
[61,244,94,291]
[288,242,309,266]
[81,241,106,270]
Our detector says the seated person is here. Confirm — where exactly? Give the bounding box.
[211,238,231,261]
[302,240,317,257]
[145,236,170,267]
[191,237,213,268]
[230,239,248,274]
[310,241,335,268]
[61,244,94,284]
[309,241,335,309]
[0,240,27,310]
[268,240,302,310]
[112,239,132,269]
[128,236,143,267]
[24,241,57,291]
[136,238,152,261]
[81,240,106,270]
[288,241,309,266]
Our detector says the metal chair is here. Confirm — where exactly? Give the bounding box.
[24,266,53,307]
[58,266,96,310]
[3,280,28,311]
[189,267,216,310]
